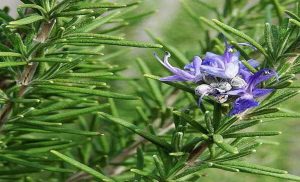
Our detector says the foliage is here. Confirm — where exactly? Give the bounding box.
[0,0,299,182]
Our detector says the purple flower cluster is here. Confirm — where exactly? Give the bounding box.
[154,41,277,115]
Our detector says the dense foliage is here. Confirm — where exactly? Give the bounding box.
[0,0,299,182]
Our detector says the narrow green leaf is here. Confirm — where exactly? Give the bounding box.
[64,33,123,40]
[213,103,222,129]
[49,79,107,87]
[285,10,300,21]
[0,61,26,68]
[36,85,139,100]
[31,58,72,63]
[173,111,207,134]
[59,39,162,48]
[76,11,120,32]
[46,51,103,56]
[9,14,44,25]
[98,112,173,151]
[212,19,268,57]
[56,9,95,17]
[174,163,212,180]
[144,74,194,94]
[22,142,77,154]
[130,169,158,180]
[224,120,262,134]
[213,134,239,154]
[223,131,281,138]
[205,111,214,133]
[29,100,83,116]
[69,2,126,10]
[137,58,164,106]
[0,167,40,176]
[261,90,300,108]
[232,166,300,181]
[220,161,288,174]
[19,4,47,15]
[211,163,239,172]
[265,23,274,56]
[199,17,236,41]
[211,150,256,162]
[246,108,280,117]
[249,112,300,119]
[136,147,144,170]
[174,132,183,152]
[153,155,166,177]
[0,52,22,57]
[14,120,62,126]
[33,104,110,121]
[216,116,240,133]
[11,98,41,103]
[7,140,71,150]
[290,19,300,27]
[62,72,114,77]
[16,124,102,136]
[0,155,73,173]
[50,150,114,182]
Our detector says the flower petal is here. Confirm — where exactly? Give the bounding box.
[226,89,245,96]
[252,88,273,97]
[154,52,196,82]
[203,52,225,68]
[200,65,227,78]
[248,68,277,88]
[229,96,259,115]
[225,61,239,78]
[160,75,187,82]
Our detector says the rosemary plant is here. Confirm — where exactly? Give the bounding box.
[0,0,300,182]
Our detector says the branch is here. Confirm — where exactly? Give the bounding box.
[0,20,55,129]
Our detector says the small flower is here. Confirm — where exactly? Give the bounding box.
[154,52,203,83]
[228,68,277,115]
[200,41,240,79]
[154,38,277,116]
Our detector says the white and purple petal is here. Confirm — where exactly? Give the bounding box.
[229,95,259,115]
[252,88,273,98]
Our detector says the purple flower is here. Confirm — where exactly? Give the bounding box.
[154,52,203,83]
[228,68,277,115]
[154,38,277,116]
[200,41,240,79]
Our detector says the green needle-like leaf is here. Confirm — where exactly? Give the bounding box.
[0,155,73,173]
[144,74,194,94]
[9,14,44,25]
[50,150,114,182]
[0,52,22,57]
[98,112,173,151]
[137,58,164,107]
[223,131,281,138]
[33,104,110,121]
[58,39,162,48]
[212,19,268,57]
[0,61,26,68]
[36,85,139,100]
[219,161,288,174]
[173,111,207,134]
[213,134,239,154]
[289,19,300,27]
